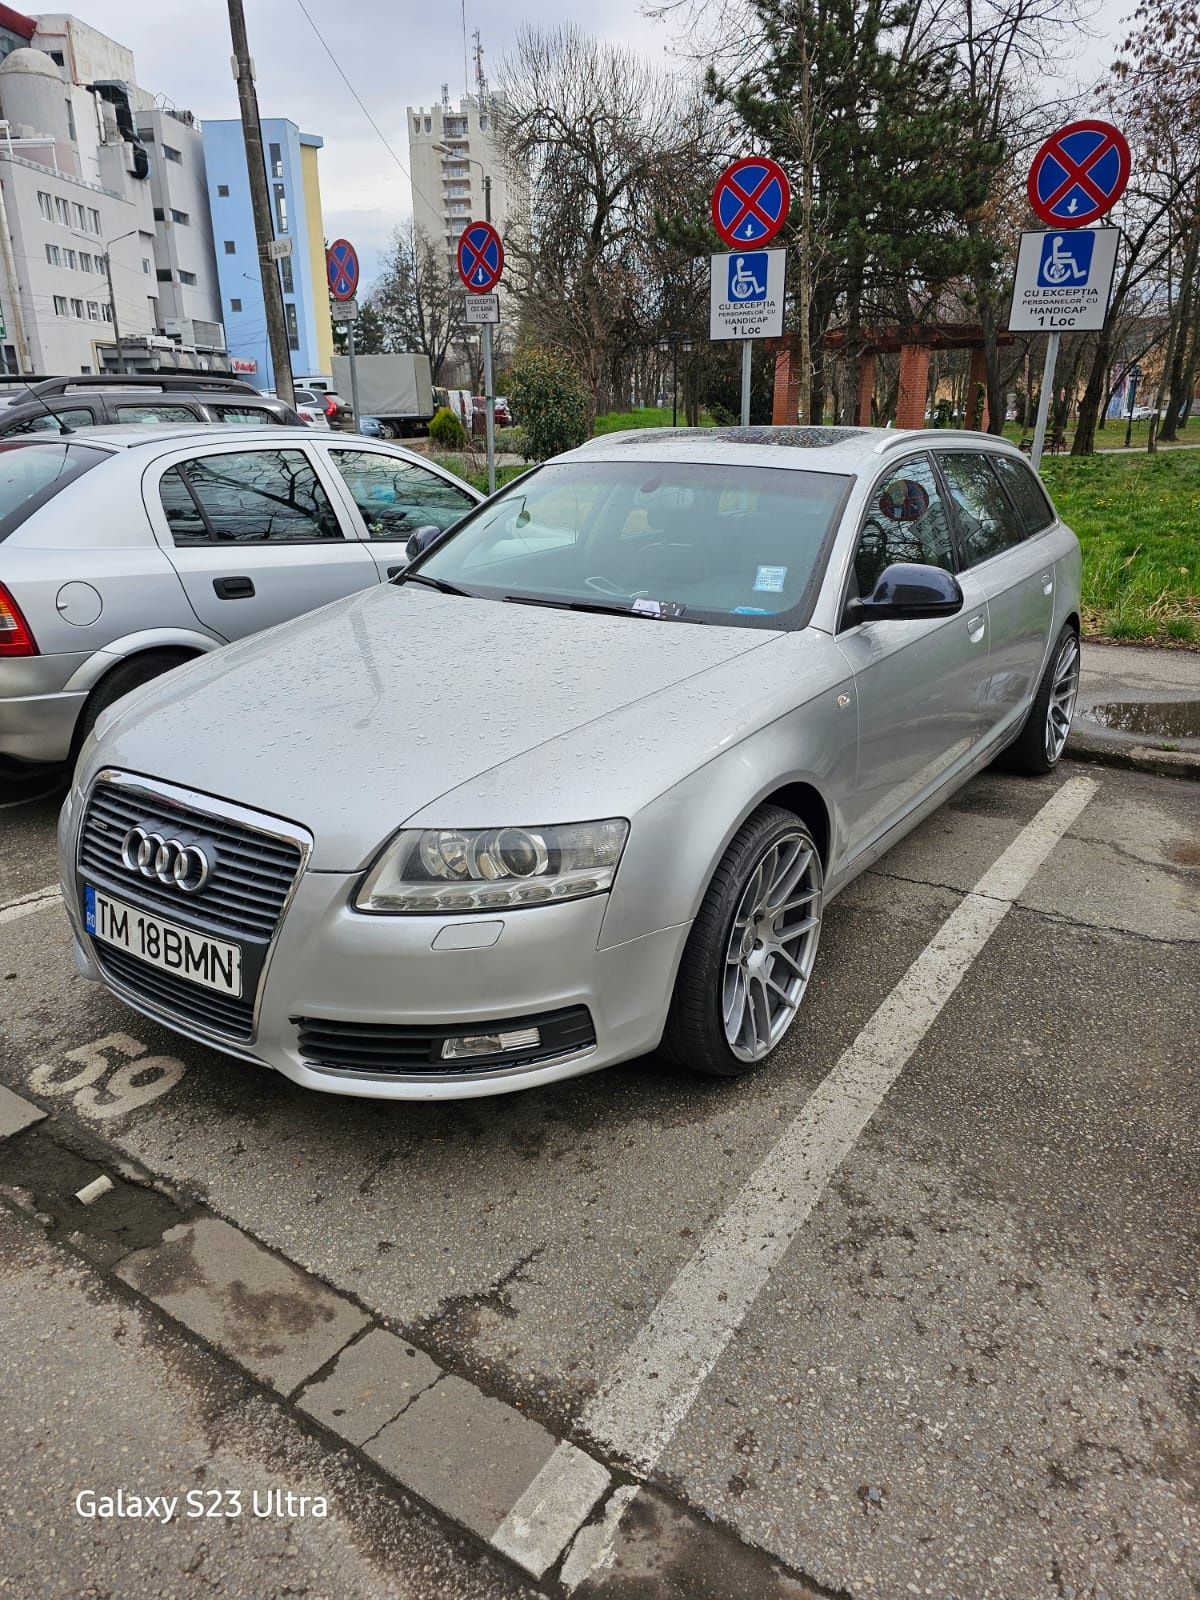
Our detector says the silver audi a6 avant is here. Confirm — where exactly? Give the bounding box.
[60,426,1082,1101]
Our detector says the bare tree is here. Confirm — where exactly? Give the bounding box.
[370,220,463,383]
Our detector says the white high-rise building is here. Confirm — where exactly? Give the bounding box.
[406,86,521,278]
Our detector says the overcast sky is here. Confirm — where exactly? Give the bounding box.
[74,0,1132,288]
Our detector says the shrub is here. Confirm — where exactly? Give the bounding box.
[507,348,591,461]
[428,405,467,449]
[495,425,530,458]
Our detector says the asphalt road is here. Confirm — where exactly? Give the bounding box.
[1,759,1197,1599]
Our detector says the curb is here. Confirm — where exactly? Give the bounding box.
[1066,730,1200,781]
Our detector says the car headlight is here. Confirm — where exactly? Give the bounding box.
[354,820,630,914]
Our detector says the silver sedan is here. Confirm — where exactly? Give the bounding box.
[59,426,1082,1100]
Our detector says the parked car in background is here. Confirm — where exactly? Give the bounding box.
[0,374,302,436]
[288,389,331,430]
[59,425,1081,1102]
[357,416,384,438]
[295,388,349,430]
[0,425,481,779]
[472,394,512,428]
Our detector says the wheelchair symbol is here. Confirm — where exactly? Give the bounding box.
[1037,232,1094,287]
[728,254,767,302]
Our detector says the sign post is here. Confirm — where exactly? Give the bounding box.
[1015,121,1129,469]
[456,221,504,493]
[327,239,361,430]
[711,157,791,426]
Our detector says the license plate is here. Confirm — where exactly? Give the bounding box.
[85,886,243,998]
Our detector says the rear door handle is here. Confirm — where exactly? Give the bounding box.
[213,576,255,599]
[1041,571,1054,595]
[966,612,986,643]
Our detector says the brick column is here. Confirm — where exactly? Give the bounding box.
[966,346,990,431]
[771,341,802,425]
[895,343,931,429]
[856,353,877,425]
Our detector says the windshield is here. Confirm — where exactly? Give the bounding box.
[0,440,111,543]
[414,460,850,629]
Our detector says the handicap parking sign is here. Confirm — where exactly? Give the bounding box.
[1037,231,1095,287]
[727,252,768,304]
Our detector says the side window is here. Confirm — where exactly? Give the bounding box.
[158,466,210,545]
[171,450,345,544]
[989,454,1054,537]
[326,450,475,538]
[4,407,94,435]
[210,405,274,426]
[115,403,198,424]
[940,452,1023,565]
[853,456,956,599]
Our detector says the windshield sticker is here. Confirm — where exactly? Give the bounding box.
[631,597,687,618]
[732,606,771,615]
[754,566,787,593]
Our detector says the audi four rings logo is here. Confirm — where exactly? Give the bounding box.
[121,826,211,893]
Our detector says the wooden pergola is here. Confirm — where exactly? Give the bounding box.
[771,324,1016,430]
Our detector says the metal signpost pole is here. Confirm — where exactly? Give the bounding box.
[740,339,752,426]
[1029,332,1060,471]
[483,323,496,495]
[347,317,361,433]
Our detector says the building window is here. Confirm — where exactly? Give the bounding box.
[101,304,112,322]
[45,243,60,265]
[70,297,84,318]
[55,197,70,225]
[137,127,154,142]
[217,183,229,197]
[224,240,236,254]
[49,50,64,65]
[284,301,299,351]
[38,191,54,221]
[64,248,77,268]
[153,205,165,221]
[179,269,197,286]
[479,114,488,130]
[87,301,101,320]
[273,184,287,231]
[142,258,151,274]
[72,202,87,230]
[413,118,420,133]
[163,145,182,163]
[53,295,68,316]
[269,142,283,178]
[171,208,189,225]
[424,116,431,132]
[80,252,92,272]
[156,268,173,282]
[230,297,242,312]
[88,209,101,233]
[279,256,293,294]
[65,97,76,140]
[2,345,18,375]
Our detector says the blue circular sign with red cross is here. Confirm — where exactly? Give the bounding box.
[712,156,791,248]
[326,239,359,301]
[1027,120,1130,228]
[456,220,504,293]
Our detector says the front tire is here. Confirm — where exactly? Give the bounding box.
[661,806,823,1079]
[72,651,193,759]
[1001,625,1080,775]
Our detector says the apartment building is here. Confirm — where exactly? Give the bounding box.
[407,90,522,279]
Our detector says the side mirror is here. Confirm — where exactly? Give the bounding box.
[405,524,442,562]
[851,562,964,624]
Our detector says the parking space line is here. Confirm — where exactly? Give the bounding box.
[0,884,62,926]
[576,773,1099,1477]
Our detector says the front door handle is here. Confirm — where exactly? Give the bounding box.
[213,576,255,600]
[966,612,986,643]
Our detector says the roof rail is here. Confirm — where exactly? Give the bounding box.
[0,374,259,397]
[873,427,1002,453]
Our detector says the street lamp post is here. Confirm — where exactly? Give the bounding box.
[659,332,692,427]
[102,228,138,372]
[1124,364,1142,450]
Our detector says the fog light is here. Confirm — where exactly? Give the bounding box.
[440,1026,541,1060]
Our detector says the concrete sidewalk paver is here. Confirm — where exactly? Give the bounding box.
[297,1325,442,1444]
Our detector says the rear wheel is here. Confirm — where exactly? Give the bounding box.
[661,806,823,1078]
[1000,624,1080,775]
[72,651,194,759]
[378,421,398,440]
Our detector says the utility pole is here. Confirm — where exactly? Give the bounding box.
[227,0,294,406]
[102,252,125,373]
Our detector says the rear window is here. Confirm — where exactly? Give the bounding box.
[210,404,280,426]
[0,440,110,542]
[990,454,1055,536]
[0,406,96,436]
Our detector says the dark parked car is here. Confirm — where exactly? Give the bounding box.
[0,374,302,436]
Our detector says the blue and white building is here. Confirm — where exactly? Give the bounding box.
[201,117,334,389]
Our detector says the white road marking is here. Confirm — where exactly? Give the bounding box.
[559,1484,641,1592]
[0,884,62,925]
[489,1440,611,1578]
[29,1034,187,1119]
[577,774,1097,1473]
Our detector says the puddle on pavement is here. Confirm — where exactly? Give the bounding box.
[1083,699,1200,738]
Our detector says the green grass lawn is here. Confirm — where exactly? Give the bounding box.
[593,406,716,434]
[1042,451,1199,643]
[430,455,531,494]
[998,418,1200,453]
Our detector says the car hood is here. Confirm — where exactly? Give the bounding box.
[90,584,780,869]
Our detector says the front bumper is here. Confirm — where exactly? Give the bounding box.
[60,788,688,1101]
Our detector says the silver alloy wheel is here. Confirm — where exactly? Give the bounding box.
[723,830,823,1063]
[1045,633,1080,763]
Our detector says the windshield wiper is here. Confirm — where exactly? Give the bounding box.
[502,594,691,620]
[393,571,473,597]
